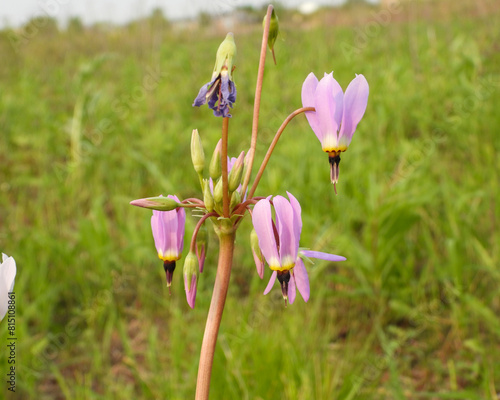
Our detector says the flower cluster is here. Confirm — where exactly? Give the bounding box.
[131,27,369,310]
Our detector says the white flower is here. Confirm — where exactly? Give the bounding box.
[0,254,16,321]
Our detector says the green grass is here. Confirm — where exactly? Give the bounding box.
[1,0,499,398]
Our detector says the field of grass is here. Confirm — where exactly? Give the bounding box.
[1,0,499,398]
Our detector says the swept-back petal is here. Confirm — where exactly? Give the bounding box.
[169,195,185,254]
[151,210,167,254]
[301,250,346,262]
[288,273,296,304]
[286,192,302,251]
[273,196,297,268]
[293,258,310,302]
[315,73,344,144]
[338,74,369,146]
[301,73,322,142]
[252,199,280,267]
[263,271,277,295]
[161,209,179,257]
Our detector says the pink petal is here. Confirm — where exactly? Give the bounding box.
[252,199,280,267]
[169,195,186,254]
[286,192,302,252]
[301,250,346,262]
[263,271,277,295]
[184,274,197,309]
[252,249,265,279]
[338,74,369,146]
[315,73,344,143]
[293,258,310,302]
[273,196,297,266]
[288,273,296,304]
[301,73,322,142]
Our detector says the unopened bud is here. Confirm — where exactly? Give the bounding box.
[213,178,223,205]
[130,196,180,211]
[228,151,244,192]
[191,129,205,175]
[263,9,280,65]
[209,139,222,180]
[203,179,214,212]
[183,252,198,309]
[229,190,241,211]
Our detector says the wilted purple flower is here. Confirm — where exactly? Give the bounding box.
[252,192,346,304]
[193,33,237,117]
[151,195,186,288]
[302,72,369,192]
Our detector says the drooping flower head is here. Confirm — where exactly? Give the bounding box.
[302,72,369,193]
[0,253,16,321]
[151,195,186,288]
[193,32,237,117]
[252,192,346,305]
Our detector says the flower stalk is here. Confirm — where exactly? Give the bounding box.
[248,106,314,199]
[195,230,236,400]
[240,4,274,199]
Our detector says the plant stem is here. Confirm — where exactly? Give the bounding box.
[195,230,236,400]
[240,4,274,198]
[221,117,230,218]
[248,106,314,199]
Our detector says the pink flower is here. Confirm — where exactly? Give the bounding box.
[251,192,345,304]
[302,72,369,192]
[151,195,186,287]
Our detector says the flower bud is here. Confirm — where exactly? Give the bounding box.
[183,252,198,309]
[250,229,265,279]
[130,196,180,211]
[213,178,223,205]
[228,151,244,193]
[209,139,222,180]
[196,224,208,273]
[263,9,279,65]
[203,179,214,212]
[191,129,205,175]
[229,190,241,211]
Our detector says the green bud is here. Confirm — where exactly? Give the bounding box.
[209,139,222,180]
[130,196,179,211]
[213,32,236,81]
[191,129,205,175]
[228,151,245,193]
[263,9,279,65]
[203,179,214,212]
[183,252,198,291]
[213,178,223,205]
[229,190,241,211]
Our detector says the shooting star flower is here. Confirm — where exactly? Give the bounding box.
[302,72,369,193]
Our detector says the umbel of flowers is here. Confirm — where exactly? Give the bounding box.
[130,5,368,399]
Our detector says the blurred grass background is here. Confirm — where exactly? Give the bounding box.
[1,0,499,398]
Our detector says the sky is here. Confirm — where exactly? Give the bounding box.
[0,0,355,28]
